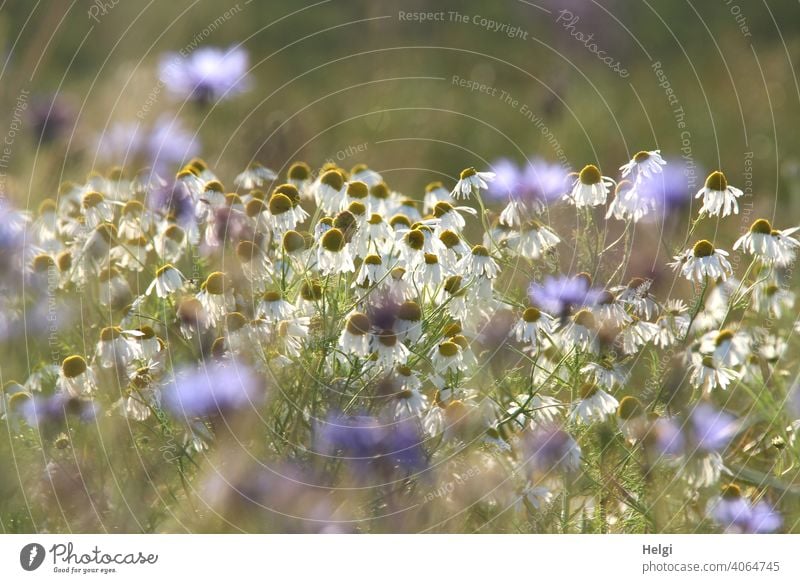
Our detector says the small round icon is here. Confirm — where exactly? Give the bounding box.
[20,543,46,571]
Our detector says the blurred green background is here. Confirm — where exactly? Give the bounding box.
[1,0,800,215]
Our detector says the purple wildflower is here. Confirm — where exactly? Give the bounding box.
[523,158,570,202]
[708,487,782,533]
[519,425,582,478]
[528,274,602,319]
[148,179,195,226]
[163,361,263,418]
[314,413,427,474]
[637,158,703,213]
[159,46,251,104]
[21,393,99,427]
[690,402,738,452]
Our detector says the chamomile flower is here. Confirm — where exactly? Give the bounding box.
[395,301,423,343]
[699,329,750,368]
[234,162,277,189]
[372,329,409,367]
[430,340,465,375]
[339,312,371,358]
[315,169,346,214]
[197,271,234,326]
[562,309,599,354]
[581,361,628,391]
[593,290,632,327]
[354,254,388,288]
[612,277,659,320]
[432,201,477,232]
[620,149,666,179]
[616,396,648,442]
[146,264,185,298]
[57,355,97,397]
[670,240,732,284]
[569,383,619,425]
[619,317,659,355]
[690,353,739,393]
[423,181,451,214]
[95,326,137,368]
[317,228,354,275]
[511,307,555,352]
[734,218,800,265]
[695,170,743,217]
[752,280,794,318]
[654,300,690,347]
[257,291,295,322]
[286,161,313,198]
[349,164,383,188]
[605,179,655,223]
[451,167,495,200]
[565,164,614,208]
[459,245,500,279]
[511,220,561,260]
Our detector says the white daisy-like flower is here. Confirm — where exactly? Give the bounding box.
[654,300,690,347]
[316,228,355,275]
[670,240,733,284]
[752,280,794,318]
[146,264,185,298]
[734,218,800,265]
[699,329,750,368]
[372,329,410,367]
[57,355,97,397]
[257,291,295,322]
[619,318,659,355]
[569,383,619,425]
[679,451,726,489]
[616,396,648,442]
[196,271,235,327]
[430,340,465,376]
[695,170,743,217]
[432,201,477,232]
[414,253,444,291]
[423,181,451,214]
[265,192,298,235]
[458,244,500,279]
[511,307,555,352]
[395,301,423,343]
[95,326,138,368]
[612,277,659,320]
[451,167,495,200]
[619,149,666,179]
[593,290,632,328]
[390,385,428,420]
[354,254,389,288]
[81,191,116,228]
[314,169,346,214]
[286,161,313,199]
[134,326,162,360]
[562,309,600,354]
[349,164,383,188]
[605,179,656,223]
[581,361,628,391]
[154,224,187,264]
[565,164,614,208]
[338,312,372,358]
[510,220,560,259]
[498,199,527,228]
[690,353,739,393]
[233,162,277,189]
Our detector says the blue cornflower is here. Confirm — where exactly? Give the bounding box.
[528,274,602,319]
[159,45,251,104]
[314,413,427,474]
[163,361,263,418]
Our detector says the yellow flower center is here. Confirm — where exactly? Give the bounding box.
[704,171,728,192]
[579,164,602,185]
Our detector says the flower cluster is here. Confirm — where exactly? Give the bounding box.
[1,149,797,534]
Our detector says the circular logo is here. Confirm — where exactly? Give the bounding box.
[19,543,46,571]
